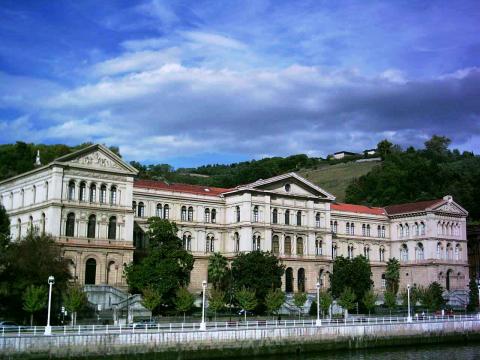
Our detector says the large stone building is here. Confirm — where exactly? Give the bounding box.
[0,144,470,297]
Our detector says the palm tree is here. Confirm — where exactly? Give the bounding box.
[208,252,228,290]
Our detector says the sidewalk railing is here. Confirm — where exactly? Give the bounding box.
[1,314,478,337]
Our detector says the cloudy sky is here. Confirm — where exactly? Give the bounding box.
[0,1,479,167]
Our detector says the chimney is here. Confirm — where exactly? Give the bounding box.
[35,150,41,167]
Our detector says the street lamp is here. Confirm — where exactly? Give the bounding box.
[315,282,321,326]
[407,284,412,323]
[44,276,55,335]
[200,280,207,331]
[477,285,480,318]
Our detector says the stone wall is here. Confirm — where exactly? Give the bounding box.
[2,320,480,359]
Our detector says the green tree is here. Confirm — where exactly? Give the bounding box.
[207,253,229,290]
[377,139,393,160]
[420,282,445,312]
[22,285,48,325]
[319,291,333,318]
[338,287,356,318]
[293,292,307,319]
[63,284,88,326]
[424,135,451,156]
[235,287,257,322]
[400,286,421,313]
[231,251,284,312]
[208,288,226,321]
[384,291,397,315]
[264,289,285,318]
[468,278,479,311]
[385,258,400,295]
[141,287,162,320]
[174,287,195,322]
[0,205,9,246]
[125,218,194,307]
[362,289,377,315]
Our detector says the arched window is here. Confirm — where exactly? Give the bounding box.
[41,213,46,235]
[182,233,192,251]
[377,225,381,237]
[351,223,355,235]
[296,211,301,226]
[108,216,117,240]
[132,201,137,214]
[236,206,241,222]
[156,204,162,217]
[364,246,370,259]
[420,222,425,236]
[362,224,366,236]
[100,185,107,204]
[272,209,278,224]
[316,212,321,227]
[285,210,290,225]
[28,215,33,233]
[17,218,21,240]
[366,224,370,237]
[381,225,386,238]
[163,204,169,219]
[65,212,75,237]
[110,186,117,205]
[381,273,386,289]
[187,206,193,221]
[272,235,279,255]
[32,185,36,204]
[348,244,354,259]
[285,267,293,293]
[400,244,408,262]
[45,181,49,201]
[181,206,187,221]
[253,206,259,222]
[89,184,96,202]
[296,237,304,256]
[332,243,338,258]
[20,189,24,207]
[446,243,453,260]
[206,234,214,253]
[399,224,404,238]
[436,242,442,259]
[315,238,322,256]
[87,215,96,238]
[405,224,410,237]
[68,181,75,201]
[205,208,211,223]
[234,232,240,253]
[85,258,96,285]
[137,202,145,217]
[79,182,86,202]
[455,244,461,260]
[416,242,424,260]
[297,268,305,292]
[379,247,385,262]
[211,209,216,223]
[333,221,338,233]
[414,223,419,236]
[284,236,292,255]
[252,234,261,251]
[346,222,350,235]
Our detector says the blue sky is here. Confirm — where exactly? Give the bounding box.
[0,0,479,167]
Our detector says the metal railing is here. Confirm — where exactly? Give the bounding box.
[1,314,478,337]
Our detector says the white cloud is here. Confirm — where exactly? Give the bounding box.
[181,31,247,50]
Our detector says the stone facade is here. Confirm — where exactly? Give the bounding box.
[0,145,470,295]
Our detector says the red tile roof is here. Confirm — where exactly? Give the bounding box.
[134,179,232,197]
[331,203,386,216]
[384,199,444,215]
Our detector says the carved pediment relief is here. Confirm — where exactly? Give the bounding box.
[435,202,465,215]
[69,151,122,170]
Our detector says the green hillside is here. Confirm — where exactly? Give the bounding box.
[298,160,381,202]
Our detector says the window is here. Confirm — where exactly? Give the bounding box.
[420,222,425,236]
[32,185,36,204]
[296,211,301,226]
[137,202,145,217]
[351,223,355,235]
[284,236,292,255]
[381,226,386,238]
[272,209,278,224]
[366,224,370,237]
[79,182,86,202]
[21,189,24,207]
[399,224,404,238]
[65,213,75,237]
[253,206,259,222]
[416,243,424,260]
[68,181,75,201]
[296,237,304,256]
[362,224,366,236]
[252,234,261,251]
[156,204,162,217]
[377,225,381,237]
[446,243,453,260]
[346,222,350,235]
[181,206,187,221]
[234,232,240,253]
[400,244,408,262]
[87,215,96,238]
[108,216,116,240]
[183,233,192,251]
[45,181,49,201]
[315,238,323,256]
[316,213,321,227]
[285,210,290,225]
[132,201,137,214]
[455,244,461,260]
[285,183,291,192]
[414,223,419,236]
[348,244,354,259]
[206,234,215,253]
[28,216,33,232]
[187,206,193,221]
[236,206,241,222]
[405,224,410,237]
[110,186,117,205]
[364,246,370,259]
[381,274,386,289]
[332,243,338,258]
[89,184,96,202]
[436,242,442,259]
[379,247,385,262]
[332,221,338,233]
[163,204,169,219]
[205,208,211,223]
[100,185,107,204]
[272,235,279,255]
[211,209,216,223]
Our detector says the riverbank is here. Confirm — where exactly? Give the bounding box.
[2,318,480,359]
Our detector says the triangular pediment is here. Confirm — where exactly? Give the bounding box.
[54,144,138,175]
[431,198,468,216]
[227,172,335,200]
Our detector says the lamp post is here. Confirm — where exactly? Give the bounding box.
[477,285,480,318]
[200,280,207,331]
[407,284,412,323]
[44,276,55,335]
[315,282,321,326]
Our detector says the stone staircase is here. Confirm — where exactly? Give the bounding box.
[445,289,469,309]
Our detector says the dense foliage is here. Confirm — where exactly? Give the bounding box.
[346,136,480,221]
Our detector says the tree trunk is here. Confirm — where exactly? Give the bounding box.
[244,310,247,322]
[183,312,186,323]
[30,313,33,326]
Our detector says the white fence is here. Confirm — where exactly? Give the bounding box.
[2,314,478,337]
